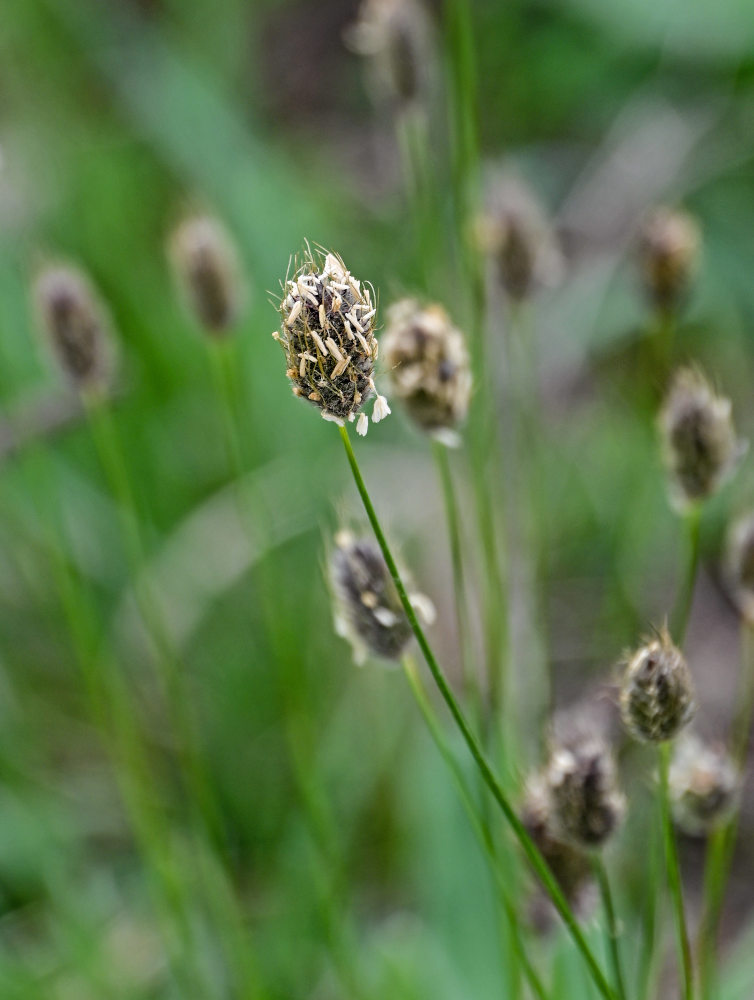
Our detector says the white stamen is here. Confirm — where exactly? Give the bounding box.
[372,395,391,423]
[344,320,356,340]
[348,311,364,333]
[285,299,303,326]
[410,593,436,625]
[355,330,371,355]
[326,337,344,362]
[311,331,328,356]
[356,413,369,436]
[331,358,348,378]
[319,303,327,328]
[321,411,345,426]
[374,607,399,628]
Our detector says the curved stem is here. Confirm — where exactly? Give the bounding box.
[402,654,545,1000]
[658,741,694,1000]
[593,855,628,1000]
[671,505,701,645]
[339,423,615,1000]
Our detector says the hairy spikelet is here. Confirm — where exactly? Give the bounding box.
[383,299,471,439]
[659,367,743,506]
[275,248,389,435]
[522,775,593,925]
[330,532,433,664]
[545,737,625,849]
[170,214,243,335]
[475,172,562,301]
[669,733,739,835]
[345,0,433,107]
[33,264,112,390]
[638,207,700,314]
[620,628,695,743]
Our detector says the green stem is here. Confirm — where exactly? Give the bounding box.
[658,741,694,1000]
[698,621,754,999]
[593,855,628,1000]
[402,655,546,1000]
[671,505,702,644]
[339,423,615,1000]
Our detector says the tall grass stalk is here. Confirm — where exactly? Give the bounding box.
[81,390,266,999]
[592,855,628,1000]
[206,340,369,999]
[659,740,694,1000]
[671,505,702,642]
[402,653,544,1000]
[338,422,617,1000]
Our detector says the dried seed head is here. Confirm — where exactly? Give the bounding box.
[345,0,433,107]
[545,737,625,849]
[522,775,593,916]
[33,264,113,390]
[275,248,389,435]
[726,512,754,624]
[620,628,695,743]
[383,299,471,440]
[638,207,700,314]
[475,173,562,301]
[170,214,243,335]
[330,532,433,664]
[669,733,739,836]
[659,367,743,507]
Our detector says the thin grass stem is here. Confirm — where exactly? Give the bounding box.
[593,855,628,1000]
[658,741,694,1000]
[671,505,702,644]
[339,422,615,1000]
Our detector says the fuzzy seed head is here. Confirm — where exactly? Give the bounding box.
[383,299,471,438]
[345,0,432,107]
[545,737,625,849]
[170,215,243,335]
[659,367,743,506]
[476,173,562,301]
[330,533,412,663]
[620,629,695,743]
[33,264,112,390]
[276,249,388,433]
[669,733,739,836]
[726,513,754,624]
[638,207,700,314]
[522,775,593,911]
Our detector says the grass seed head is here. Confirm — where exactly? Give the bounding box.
[620,628,695,743]
[275,248,389,434]
[669,733,739,836]
[638,207,700,315]
[522,774,593,923]
[475,172,562,301]
[659,366,743,507]
[383,299,471,440]
[345,0,433,108]
[170,214,243,335]
[33,264,113,391]
[330,532,413,663]
[545,736,625,849]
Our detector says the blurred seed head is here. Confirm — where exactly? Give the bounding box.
[545,736,625,849]
[659,367,743,508]
[475,172,562,301]
[669,732,739,836]
[726,512,754,624]
[620,628,695,743]
[170,214,243,336]
[275,248,389,435]
[383,299,471,441]
[330,531,433,664]
[345,0,434,109]
[521,774,593,925]
[638,207,701,315]
[33,264,113,391]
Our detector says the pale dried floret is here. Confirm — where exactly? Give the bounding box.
[545,737,625,849]
[638,207,701,314]
[669,733,739,835]
[383,299,471,439]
